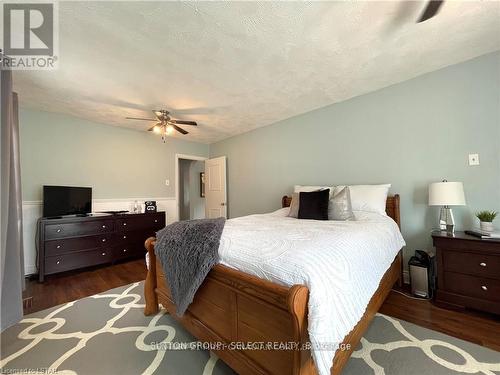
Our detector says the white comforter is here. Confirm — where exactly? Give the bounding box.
[218,208,406,375]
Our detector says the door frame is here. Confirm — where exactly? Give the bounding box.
[175,154,208,222]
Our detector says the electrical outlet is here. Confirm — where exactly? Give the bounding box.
[165,179,170,186]
[468,153,480,166]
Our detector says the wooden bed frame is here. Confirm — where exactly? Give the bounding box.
[144,195,403,375]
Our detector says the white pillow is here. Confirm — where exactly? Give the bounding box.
[294,185,334,198]
[334,184,391,215]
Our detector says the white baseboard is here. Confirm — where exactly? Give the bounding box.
[22,197,177,276]
[24,265,37,276]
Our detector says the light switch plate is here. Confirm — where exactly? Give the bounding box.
[165,179,170,186]
[468,153,480,166]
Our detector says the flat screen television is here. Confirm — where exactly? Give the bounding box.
[43,185,92,217]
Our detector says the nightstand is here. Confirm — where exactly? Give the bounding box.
[432,231,500,315]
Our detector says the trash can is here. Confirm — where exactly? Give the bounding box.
[408,250,435,298]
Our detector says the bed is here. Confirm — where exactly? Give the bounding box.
[144,194,404,375]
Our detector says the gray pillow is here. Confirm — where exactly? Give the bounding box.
[287,192,300,218]
[328,186,355,221]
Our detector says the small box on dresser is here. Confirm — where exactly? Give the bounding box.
[37,212,166,282]
[432,231,500,315]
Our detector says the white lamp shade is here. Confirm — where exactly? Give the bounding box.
[429,181,466,206]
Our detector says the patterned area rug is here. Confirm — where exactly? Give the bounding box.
[1,282,499,375]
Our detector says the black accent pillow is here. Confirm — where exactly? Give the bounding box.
[298,189,330,220]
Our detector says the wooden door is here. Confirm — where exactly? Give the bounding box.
[205,156,227,218]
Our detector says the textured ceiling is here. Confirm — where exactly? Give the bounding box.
[14,1,500,144]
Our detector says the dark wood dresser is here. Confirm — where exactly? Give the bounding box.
[37,212,165,282]
[432,231,500,314]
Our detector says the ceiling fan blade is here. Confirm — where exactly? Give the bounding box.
[126,117,157,121]
[148,122,162,131]
[172,124,188,135]
[417,0,444,23]
[171,120,197,126]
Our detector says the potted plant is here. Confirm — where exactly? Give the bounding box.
[476,210,498,232]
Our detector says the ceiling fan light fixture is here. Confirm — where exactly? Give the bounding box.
[126,109,197,142]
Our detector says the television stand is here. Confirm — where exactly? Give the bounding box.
[37,212,165,282]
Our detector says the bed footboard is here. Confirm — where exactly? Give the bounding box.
[144,236,316,375]
[144,237,159,316]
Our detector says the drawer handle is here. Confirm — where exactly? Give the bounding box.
[102,225,106,229]
[123,249,127,253]
[56,260,61,265]
[479,262,487,267]
[123,235,127,239]
[154,219,158,223]
[102,238,106,242]
[56,229,61,233]
[481,285,488,291]
[123,223,127,226]
[102,252,106,256]
[56,245,61,249]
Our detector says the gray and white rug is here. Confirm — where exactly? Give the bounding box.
[1,282,499,375]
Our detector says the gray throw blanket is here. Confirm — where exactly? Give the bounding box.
[154,217,226,316]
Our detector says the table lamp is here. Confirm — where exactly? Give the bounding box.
[429,180,466,234]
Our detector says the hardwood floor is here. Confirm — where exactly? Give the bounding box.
[23,259,500,352]
[380,287,500,352]
[23,259,147,315]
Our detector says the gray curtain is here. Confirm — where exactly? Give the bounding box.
[1,64,25,331]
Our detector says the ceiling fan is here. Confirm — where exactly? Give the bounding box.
[126,109,197,142]
[417,0,444,23]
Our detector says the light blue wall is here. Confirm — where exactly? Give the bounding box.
[19,109,209,201]
[210,52,500,259]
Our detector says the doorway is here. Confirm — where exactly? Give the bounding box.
[176,154,207,221]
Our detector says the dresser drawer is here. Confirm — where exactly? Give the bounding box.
[113,241,145,259]
[45,220,114,239]
[433,236,500,253]
[443,272,500,302]
[45,249,113,274]
[45,234,113,256]
[116,214,165,232]
[116,230,153,245]
[443,250,500,280]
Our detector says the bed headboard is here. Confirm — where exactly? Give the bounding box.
[281,194,401,228]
